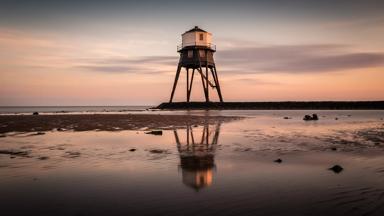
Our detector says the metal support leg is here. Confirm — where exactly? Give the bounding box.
[169,64,182,103]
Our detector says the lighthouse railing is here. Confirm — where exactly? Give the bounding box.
[177,43,216,51]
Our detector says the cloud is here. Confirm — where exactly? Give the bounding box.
[75,56,177,74]
[217,44,384,73]
[75,44,384,75]
[78,65,143,73]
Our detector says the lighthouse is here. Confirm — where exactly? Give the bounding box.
[169,26,224,103]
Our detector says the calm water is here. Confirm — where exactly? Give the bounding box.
[0,110,384,215]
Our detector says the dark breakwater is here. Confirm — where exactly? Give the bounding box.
[156,101,384,110]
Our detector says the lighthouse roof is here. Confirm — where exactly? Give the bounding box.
[184,26,207,34]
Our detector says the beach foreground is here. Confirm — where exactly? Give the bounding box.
[1,110,384,216]
[0,114,240,133]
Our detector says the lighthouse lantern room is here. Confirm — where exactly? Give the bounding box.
[169,26,223,103]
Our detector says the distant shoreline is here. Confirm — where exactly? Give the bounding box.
[156,101,384,110]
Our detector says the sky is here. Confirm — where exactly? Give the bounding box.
[0,0,383,105]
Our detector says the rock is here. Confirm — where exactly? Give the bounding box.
[0,149,30,157]
[274,158,282,163]
[38,156,49,160]
[33,112,39,115]
[57,128,66,131]
[64,151,81,158]
[303,114,319,121]
[335,117,339,120]
[329,165,343,173]
[149,149,167,154]
[283,117,290,119]
[145,130,163,136]
[129,148,136,152]
[331,147,337,151]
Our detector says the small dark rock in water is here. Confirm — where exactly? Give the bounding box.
[329,165,343,173]
[145,130,163,136]
[0,149,30,157]
[149,149,167,154]
[303,114,319,121]
[274,158,282,163]
[33,112,39,115]
[65,151,81,158]
[129,148,136,152]
[38,156,49,160]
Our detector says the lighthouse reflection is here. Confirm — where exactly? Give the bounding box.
[174,122,221,190]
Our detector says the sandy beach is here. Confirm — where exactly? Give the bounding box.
[0,114,240,133]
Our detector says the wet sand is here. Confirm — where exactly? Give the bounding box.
[0,114,240,133]
[0,110,383,216]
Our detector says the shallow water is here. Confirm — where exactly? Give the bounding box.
[0,110,383,216]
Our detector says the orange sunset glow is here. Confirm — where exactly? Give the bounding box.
[1,0,383,105]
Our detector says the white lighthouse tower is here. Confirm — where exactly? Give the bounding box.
[169,26,224,103]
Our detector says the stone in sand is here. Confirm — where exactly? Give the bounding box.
[145,130,163,136]
[274,158,283,163]
[129,148,136,152]
[0,149,30,157]
[65,151,81,158]
[303,115,311,121]
[303,114,319,121]
[331,147,337,151]
[33,112,39,115]
[283,117,290,119]
[38,156,49,160]
[149,149,167,154]
[329,165,343,173]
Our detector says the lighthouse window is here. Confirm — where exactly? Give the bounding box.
[188,50,193,58]
[199,33,204,40]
